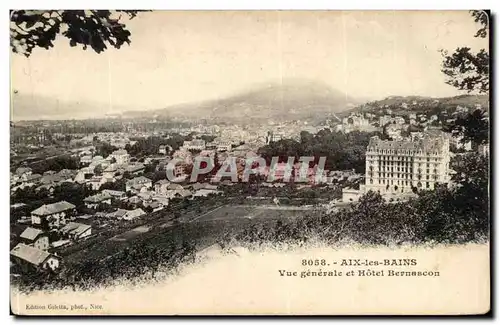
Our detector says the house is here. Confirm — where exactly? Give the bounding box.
[125,163,145,175]
[168,189,192,199]
[216,142,233,152]
[103,164,119,179]
[83,192,113,209]
[19,227,49,251]
[35,184,55,195]
[137,191,154,202]
[183,139,206,151]
[166,162,188,178]
[31,201,76,230]
[126,176,152,193]
[158,144,169,155]
[89,155,105,170]
[154,179,170,195]
[151,195,170,207]
[109,149,130,164]
[24,173,42,183]
[123,208,146,221]
[86,176,105,191]
[15,167,33,178]
[143,200,164,212]
[108,209,128,219]
[76,214,94,223]
[40,174,63,185]
[50,239,72,249]
[80,155,93,166]
[14,167,33,181]
[127,196,143,208]
[329,169,356,182]
[74,167,94,183]
[59,222,92,241]
[102,189,127,200]
[10,243,60,271]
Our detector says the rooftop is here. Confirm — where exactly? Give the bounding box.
[126,176,152,186]
[20,227,44,241]
[60,222,91,237]
[31,201,76,216]
[368,136,448,152]
[84,192,113,203]
[10,243,53,266]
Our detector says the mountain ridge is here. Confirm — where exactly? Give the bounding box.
[123,79,360,121]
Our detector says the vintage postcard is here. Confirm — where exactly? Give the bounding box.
[10,10,490,315]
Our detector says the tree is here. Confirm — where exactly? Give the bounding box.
[10,10,143,57]
[443,109,489,146]
[96,142,117,158]
[441,10,489,94]
[452,153,489,201]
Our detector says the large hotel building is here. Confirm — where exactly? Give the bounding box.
[360,135,451,194]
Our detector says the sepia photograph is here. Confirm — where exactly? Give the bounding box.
[9,9,490,315]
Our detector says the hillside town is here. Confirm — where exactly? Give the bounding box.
[9,96,489,276]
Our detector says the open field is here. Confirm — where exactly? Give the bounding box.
[191,204,318,223]
[56,204,322,266]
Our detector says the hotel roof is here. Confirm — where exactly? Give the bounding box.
[368,136,447,152]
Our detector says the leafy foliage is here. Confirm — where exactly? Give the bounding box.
[258,129,382,173]
[30,155,79,174]
[10,10,143,57]
[443,109,489,146]
[441,10,489,94]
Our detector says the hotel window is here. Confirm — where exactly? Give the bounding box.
[370,179,373,184]
[426,182,430,188]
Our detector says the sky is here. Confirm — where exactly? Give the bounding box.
[10,10,489,115]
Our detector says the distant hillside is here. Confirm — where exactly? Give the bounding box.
[126,79,360,122]
[340,94,489,117]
